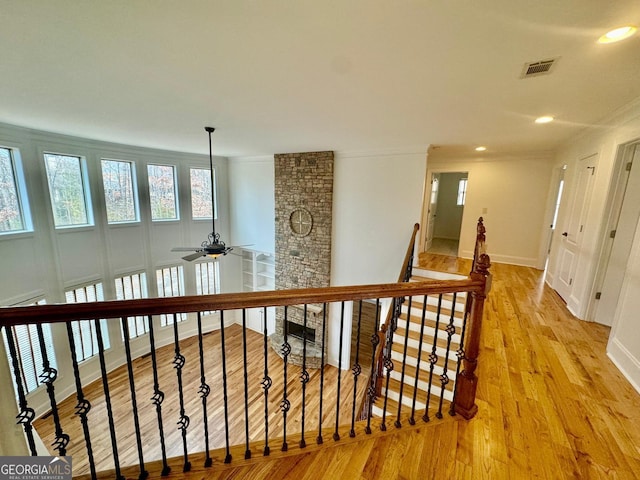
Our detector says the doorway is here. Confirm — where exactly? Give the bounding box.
[553,154,598,304]
[590,142,640,326]
[425,172,468,257]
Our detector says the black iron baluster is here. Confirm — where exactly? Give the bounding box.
[299,304,309,448]
[147,316,170,476]
[94,319,125,480]
[5,326,37,455]
[450,293,470,417]
[241,309,251,459]
[64,322,96,480]
[218,310,232,464]
[121,318,148,480]
[172,313,191,472]
[410,296,429,425]
[380,297,399,432]
[350,300,363,437]
[422,294,443,423]
[261,307,272,456]
[333,302,345,441]
[317,303,328,445]
[196,311,212,467]
[437,293,458,419]
[365,299,381,434]
[395,295,414,428]
[280,307,291,451]
[35,324,69,455]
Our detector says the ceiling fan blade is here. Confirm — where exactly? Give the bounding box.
[172,247,204,252]
[182,251,206,262]
[229,244,255,248]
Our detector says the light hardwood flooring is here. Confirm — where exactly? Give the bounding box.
[34,324,369,476]
[40,254,640,479]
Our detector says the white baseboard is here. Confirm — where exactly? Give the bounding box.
[607,337,640,394]
[461,250,540,268]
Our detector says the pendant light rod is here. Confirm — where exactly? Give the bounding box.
[205,126,216,236]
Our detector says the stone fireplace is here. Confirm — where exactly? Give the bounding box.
[270,151,333,369]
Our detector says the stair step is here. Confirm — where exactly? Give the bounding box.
[393,319,462,349]
[411,267,467,281]
[388,351,458,385]
[389,330,460,363]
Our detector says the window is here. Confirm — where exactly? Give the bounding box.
[148,164,178,221]
[190,167,216,219]
[195,261,220,316]
[115,272,149,339]
[44,153,92,228]
[156,266,186,326]
[101,159,139,223]
[1,299,56,395]
[65,283,110,362]
[457,178,468,206]
[0,147,32,234]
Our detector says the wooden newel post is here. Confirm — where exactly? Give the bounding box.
[454,250,491,419]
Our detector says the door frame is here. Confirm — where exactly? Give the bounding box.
[587,139,640,323]
[420,168,468,256]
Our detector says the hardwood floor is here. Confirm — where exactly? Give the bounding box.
[39,253,640,479]
[34,324,369,476]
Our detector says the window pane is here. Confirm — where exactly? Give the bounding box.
[195,261,220,316]
[115,272,149,339]
[101,159,138,223]
[457,179,468,206]
[1,299,55,395]
[44,153,90,227]
[148,164,178,220]
[0,147,26,233]
[65,283,110,362]
[156,266,186,325]
[190,168,216,219]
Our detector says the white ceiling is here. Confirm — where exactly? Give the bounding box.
[1,0,640,158]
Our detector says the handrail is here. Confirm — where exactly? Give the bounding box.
[369,223,420,404]
[0,278,482,326]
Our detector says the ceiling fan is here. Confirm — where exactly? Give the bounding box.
[172,127,245,262]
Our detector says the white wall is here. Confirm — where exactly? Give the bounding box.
[0,122,236,414]
[547,98,640,392]
[426,153,555,268]
[228,156,275,255]
[329,149,427,367]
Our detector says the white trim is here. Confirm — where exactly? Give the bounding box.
[607,337,640,394]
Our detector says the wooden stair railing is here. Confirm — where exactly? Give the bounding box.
[0,227,490,479]
[366,217,491,421]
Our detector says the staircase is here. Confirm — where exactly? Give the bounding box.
[372,267,468,420]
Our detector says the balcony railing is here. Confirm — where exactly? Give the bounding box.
[0,220,491,479]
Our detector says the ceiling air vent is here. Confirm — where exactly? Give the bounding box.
[520,58,559,78]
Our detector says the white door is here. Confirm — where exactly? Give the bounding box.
[554,154,598,302]
[425,173,440,250]
[594,144,640,326]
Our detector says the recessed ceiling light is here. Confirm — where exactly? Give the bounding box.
[535,116,554,124]
[475,146,487,152]
[598,26,637,44]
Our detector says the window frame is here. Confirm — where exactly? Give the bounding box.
[155,265,187,326]
[1,298,55,395]
[147,163,180,222]
[43,151,94,229]
[114,271,149,339]
[0,145,33,235]
[189,166,217,220]
[64,281,110,362]
[457,178,468,206]
[100,158,141,225]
